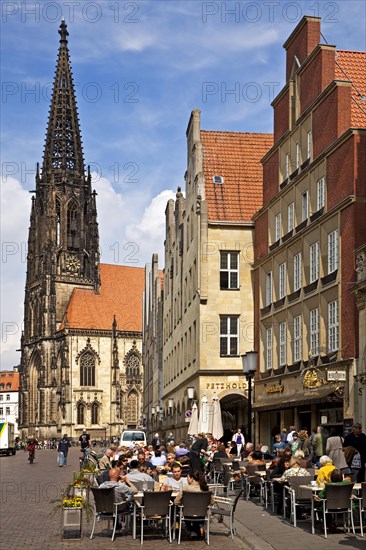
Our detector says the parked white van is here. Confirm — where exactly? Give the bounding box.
[119,430,147,448]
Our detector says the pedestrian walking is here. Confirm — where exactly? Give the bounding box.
[232,428,244,458]
[57,433,71,467]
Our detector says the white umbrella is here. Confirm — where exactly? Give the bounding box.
[187,402,199,436]
[211,393,224,440]
[198,395,212,434]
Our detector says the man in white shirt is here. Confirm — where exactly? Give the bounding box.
[164,463,188,492]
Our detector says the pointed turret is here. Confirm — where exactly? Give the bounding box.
[41,19,85,183]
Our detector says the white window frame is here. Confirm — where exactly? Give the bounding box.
[293,315,302,362]
[285,153,290,179]
[288,202,294,232]
[275,213,281,242]
[328,230,339,274]
[265,271,272,306]
[279,322,287,366]
[294,253,302,291]
[310,308,320,356]
[307,130,312,159]
[266,327,272,370]
[279,262,286,299]
[220,316,239,357]
[302,190,309,221]
[328,300,339,353]
[296,142,300,169]
[220,251,239,290]
[317,177,325,211]
[310,241,319,283]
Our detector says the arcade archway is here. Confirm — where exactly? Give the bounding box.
[219,392,248,443]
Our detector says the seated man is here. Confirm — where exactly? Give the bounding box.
[99,448,114,470]
[137,451,153,470]
[126,460,154,483]
[150,449,167,467]
[164,462,188,491]
[176,442,190,459]
[98,467,138,529]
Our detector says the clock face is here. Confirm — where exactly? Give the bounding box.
[65,254,80,273]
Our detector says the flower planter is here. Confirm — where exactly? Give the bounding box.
[73,486,90,503]
[61,506,83,540]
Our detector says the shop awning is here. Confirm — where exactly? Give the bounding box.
[253,385,342,412]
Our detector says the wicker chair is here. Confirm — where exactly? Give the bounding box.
[353,482,366,537]
[90,487,132,541]
[211,489,244,538]
[135,490,173,545]
[177,491,212,545]
[311,483,355,538]
[245,464,266,502]
[286,476,312,527]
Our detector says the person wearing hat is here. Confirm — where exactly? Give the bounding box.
[260,445,272,460]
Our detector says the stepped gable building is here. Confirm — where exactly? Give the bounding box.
[252,16,366,444]
[19,21,145,440]
[0,370,20,437]
[144,109,272,441]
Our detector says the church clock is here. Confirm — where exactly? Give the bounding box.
[65,254,81,273]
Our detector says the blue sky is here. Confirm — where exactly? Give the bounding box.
[1,0,366,369]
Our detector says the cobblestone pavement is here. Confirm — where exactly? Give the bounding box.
[0,448,248,550]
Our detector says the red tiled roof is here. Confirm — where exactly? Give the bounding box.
[201,131,273,222]
[335,50,366,127]
[0,371,19,392]
[63,264,145,332]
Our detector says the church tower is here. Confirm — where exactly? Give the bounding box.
[19,21,100,435]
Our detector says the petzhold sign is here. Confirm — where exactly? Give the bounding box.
[265,385,284,393]
[206,382,247,390]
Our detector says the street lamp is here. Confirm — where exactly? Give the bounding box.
[168,398,174,411]
[241,351,258,444]
[187,387,194,400]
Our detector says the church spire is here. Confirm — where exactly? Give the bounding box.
[41,20,85,182]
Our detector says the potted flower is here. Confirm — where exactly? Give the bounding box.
[50,490,93,539]
[69,471,93,502]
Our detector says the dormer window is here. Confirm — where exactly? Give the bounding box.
[213,175,224,184]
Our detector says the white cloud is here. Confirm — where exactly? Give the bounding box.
[125,190,176,266]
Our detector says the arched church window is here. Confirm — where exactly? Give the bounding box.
[126,354,140,379]
[80,352,95,387]
[126,391,138,423]
[77,403,85,425]
[91,402,99,425]
[67,201,79,251]
[56,199,61,245]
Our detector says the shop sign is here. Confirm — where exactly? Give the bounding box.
[301,367,325,389]
[327,370,346,382]
[205,381,247,390]
[265,384,284,394]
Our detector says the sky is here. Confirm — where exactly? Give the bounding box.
[1,0,366,370]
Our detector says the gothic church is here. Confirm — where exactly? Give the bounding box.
[19,21,145,440]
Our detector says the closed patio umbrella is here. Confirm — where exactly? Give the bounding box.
[188,402,199,436]
[211,393,224,440]
[198,395,212,434]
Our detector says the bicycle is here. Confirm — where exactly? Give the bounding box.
[26,445,36,464]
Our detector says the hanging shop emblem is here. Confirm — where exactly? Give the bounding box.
[301,367,325,389]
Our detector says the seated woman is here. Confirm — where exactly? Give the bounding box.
[174,470,215,539]
[316,455,336,485]
[279,456,311,481]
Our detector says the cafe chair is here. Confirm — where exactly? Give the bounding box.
[353,482,366,537]
[177,491,212,545]
[136,490,173,545]
[132,480,155,492]
[245,464,266,502]
[312,483,355,539]
[286,476,312,527]
[90,487,132,542]
[211,489,244,538]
